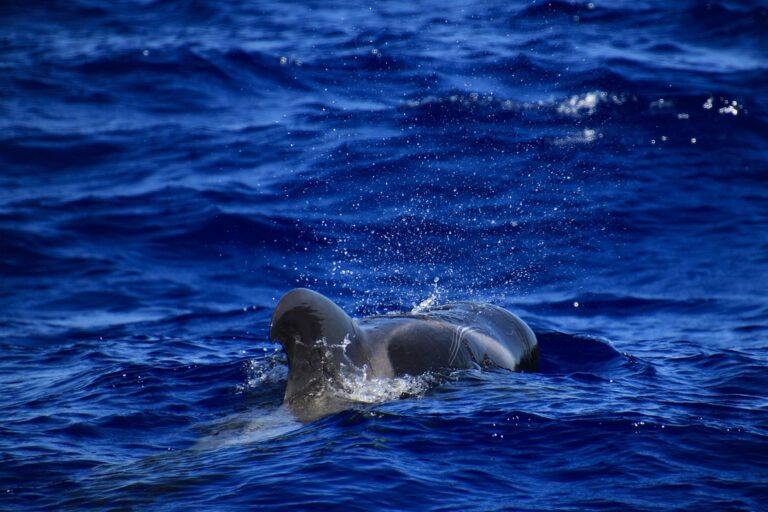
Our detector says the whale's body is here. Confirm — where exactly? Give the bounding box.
[269,288,538,421]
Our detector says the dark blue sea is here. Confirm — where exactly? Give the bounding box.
[2,0,768,510]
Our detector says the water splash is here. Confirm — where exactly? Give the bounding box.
[237,349,287,392]
[411,277,442,314]
[330,365,435,405]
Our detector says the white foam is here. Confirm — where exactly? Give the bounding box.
[330,365,434,405]
[554,127,602,145]
[557,91,606,117]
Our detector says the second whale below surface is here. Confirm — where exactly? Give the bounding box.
[269,288,539,422]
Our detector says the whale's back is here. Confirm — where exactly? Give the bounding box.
[361,302,538,375]
[421,302,538,371]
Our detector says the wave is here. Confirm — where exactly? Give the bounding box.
[684,3,768,39]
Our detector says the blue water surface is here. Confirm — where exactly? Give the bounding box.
[2,0,767,510]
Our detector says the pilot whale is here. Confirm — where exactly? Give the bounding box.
[269,288,538,421]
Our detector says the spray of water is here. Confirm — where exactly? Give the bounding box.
[411,277,442,314]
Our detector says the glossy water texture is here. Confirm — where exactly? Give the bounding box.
[2,1,768,509]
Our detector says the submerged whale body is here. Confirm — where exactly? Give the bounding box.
[269,288,538,422]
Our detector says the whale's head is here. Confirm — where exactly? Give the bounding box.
[269,288,359,421]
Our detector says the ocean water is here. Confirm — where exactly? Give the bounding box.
[2,0,767,509]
